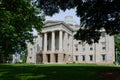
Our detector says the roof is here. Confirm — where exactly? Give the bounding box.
[43,20,74,31]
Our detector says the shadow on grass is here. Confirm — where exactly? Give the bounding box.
[0,64,119,80]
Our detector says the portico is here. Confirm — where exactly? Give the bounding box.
[40,29,71,64]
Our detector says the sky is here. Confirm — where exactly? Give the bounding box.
[45,9,80,25]
[33,9,80,35]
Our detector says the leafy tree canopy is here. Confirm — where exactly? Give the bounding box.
[115,34,120,54]
[0,0,44,62]
[37,0,120,44]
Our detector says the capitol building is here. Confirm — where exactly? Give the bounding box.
[27,16,115,64]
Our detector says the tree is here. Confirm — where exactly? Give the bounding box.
[114,34,120,63]
[37,0,120,44]
[115,34,120,54]
[0,0,44,63]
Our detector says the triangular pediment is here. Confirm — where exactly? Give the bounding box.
[43,20,73,31]
[44,20,63,27]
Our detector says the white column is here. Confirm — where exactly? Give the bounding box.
[68,35,70,52]
[51,31,55,51]
[44,33,47,52]
[66,33,68,52]
[59,30,63,51]
[64,32,68,52]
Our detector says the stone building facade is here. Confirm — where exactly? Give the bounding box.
[27,16,115,64]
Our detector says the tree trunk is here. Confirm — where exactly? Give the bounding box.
[2,53,8,63]
[0,54,3,63]
[1,40,9,63]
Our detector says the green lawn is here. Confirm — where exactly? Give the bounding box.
[0,64,119,80]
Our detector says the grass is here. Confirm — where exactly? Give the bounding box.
[0,63,119,80]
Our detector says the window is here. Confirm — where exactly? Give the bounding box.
[101,42,106,50]
[74,44,78,51]
[79,42,81,44]
[83,47,85,51]
[90,55,93,61]
[75,56,78,61]
[82,55,85,61]
[102,54,106,61]
[82,44,85,51]
[76,48,78,51]
[30,48,33,54]
[102,47,106,50]
[90,47,93,51]
[89,45,93,51]
[29,56,32,59]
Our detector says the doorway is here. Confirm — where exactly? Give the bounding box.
[54,54,58,63]
[46,54,50,63]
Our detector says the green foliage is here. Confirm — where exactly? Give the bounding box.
[115,34,120,54]
[0,0,44,62]
[20,52,27,63]
[37,0,120,44]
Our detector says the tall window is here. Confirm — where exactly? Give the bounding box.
[29,56,32,59]
[89,45,93,51]
[74,44,78,51]
[82,44,85,52]
[75,56,78,61]
[76,48,78,51]
[30,48,33,54]
[89,55,93,61]
[102,54,106,61]
[82,55,85,61]
[82,47,85,52]
[101,42,106,50]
